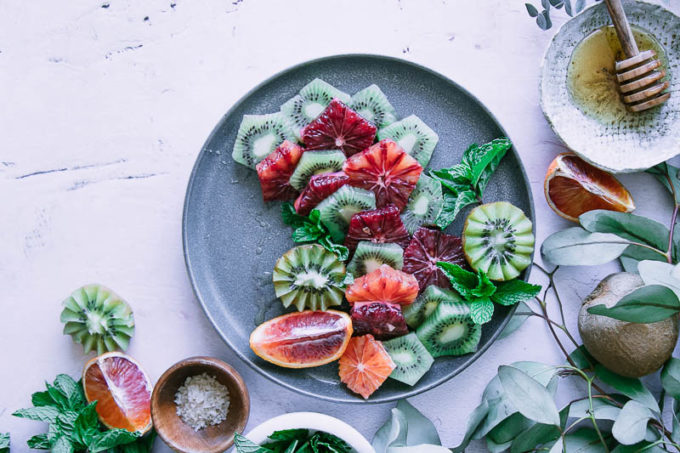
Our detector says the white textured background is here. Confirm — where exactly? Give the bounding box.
[1,0,679,451]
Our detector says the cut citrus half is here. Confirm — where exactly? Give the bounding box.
[82,352,153,433]
[544,152,635,222]
[250,310,353,368]
[338,334,395,399]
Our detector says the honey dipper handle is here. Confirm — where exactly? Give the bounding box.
[603,0,639,57]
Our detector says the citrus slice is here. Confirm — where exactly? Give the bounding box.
[338,335,395,399]
[250,310,353,368]
[82,352,153,433]
[544,152,635,222]
[345,264,419,306]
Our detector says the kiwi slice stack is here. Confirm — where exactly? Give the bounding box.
[403,285,462,329]
[273,244,347,311]
[383,333,434,386]
[416,301,481,357]
[317,186,376,242]
[349,85,398,129]
[401,174,444,234]
[60,284,135,355]
[288,150,346,191]
[347,241,404,277]
[232,113,295,169]
[378,115,439,168]
[281,78,351,138]
[463,201,534,281]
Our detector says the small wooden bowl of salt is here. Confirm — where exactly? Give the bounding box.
[151,356,250,453]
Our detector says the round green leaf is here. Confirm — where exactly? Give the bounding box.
[612,401,655,445]
[541,228,629,266]
[498,366,561,426]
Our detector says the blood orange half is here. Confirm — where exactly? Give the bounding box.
[82,352,153,433]
[250,310,353,368]
[338,335,395,399]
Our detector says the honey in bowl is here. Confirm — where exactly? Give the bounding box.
[567,25,668,123]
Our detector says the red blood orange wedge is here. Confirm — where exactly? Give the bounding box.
[344,204,411,252]
[256,140,305,202]
[403,227,466,293]
[350,302,408,340]
[343,139,423,210]
[82,352,153,433]
[544,152,635,222]
[338,334,395,399]
[250,310,353,368]
[294,171,349,216]
[345,264,419,306]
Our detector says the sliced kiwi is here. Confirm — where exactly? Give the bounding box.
[232,113,295,169]
[288,150,346,191]
[403,285,462,329]
[347,241,404,277]
[281,79,350,137]
[316,186,376,242]
[463,201,534,281]
[349,84,397,129]
[60,285,135,355]
[416,301,481,357]
[273,244,346,311]
[401,174,443,234]
[378,115,439,167]
[383,333,434,386]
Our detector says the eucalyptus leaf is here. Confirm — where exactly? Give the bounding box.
[510,421,560,453]
[568,398,621,421]
[499,301,532,339]
[536,11,549,29]
[541,227,630,265]
[542,0,551,10]
[498,365,561,426]
[486,437,513,453]
[612,442,666,453]
[587,284,680,323]
[672,398,680,444]
[487,412,533,444]
[450,399,489,453]
[662,358,680,398]
[574,0,586,13]
[612,400,655,445]
[565,0,573,15]
[372,407,409,452]
[594,364,659,412]
[526,3,540,17]
[549,0,564,7]
[551,429,607,453]
[568,345,596,370]
[579,210,669,252]
[387,446,451,453]
[638,260,680,298]
[395,400,442,446]
[647,162,680,204]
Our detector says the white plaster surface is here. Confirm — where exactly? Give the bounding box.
[1,0,679,451]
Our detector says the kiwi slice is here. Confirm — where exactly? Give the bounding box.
[281,79,351,137]
[401,174,444,234]
[378,115,439,167]
[403,285,462,329]
[288,150,346,191]
[232,113,295,169]
[60,285,135,355]
[349,85,397,129]
[416,301,481,357]
[316,186,376,242]
[347,241,404,277]
[383,333,434,386]
[463,201,534,281]
[273,244,346,311]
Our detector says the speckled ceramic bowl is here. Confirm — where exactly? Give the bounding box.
[540,0,680,173]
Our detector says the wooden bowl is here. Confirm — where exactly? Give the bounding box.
[151,357,250,453]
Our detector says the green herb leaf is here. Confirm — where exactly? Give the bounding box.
[435,189,478,230]
[541,227,630,265]
[568,398,621,421]
[462,138,512,194]
[436,262,478,299]
[594,364,659,412]
[587,284,680,323]
[281,203,308,228]
[372,407,409,452]
[450,399,489,452]
[510,421,561,453]
[612,400,655,445]
[470,298,494,324]
[372,400,444,453]
[88,429,140,452]
[662,358,680,399]
[13,406,61,423]
[395,400,441,446]
[51,436,74,453]
[32,390,57,408]
[638,260,680,299]
[471,270,496,298]
[526,3,539,17]
[498,365,561,426]
[492,280,541,306]
[27,434,50,450]
[568,345,596,370]
[234,432,274,452]
[0,433,9,453]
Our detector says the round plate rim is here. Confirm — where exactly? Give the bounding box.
[182,53,535,403]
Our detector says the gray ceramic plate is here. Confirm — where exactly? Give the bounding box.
[183,54,534,403]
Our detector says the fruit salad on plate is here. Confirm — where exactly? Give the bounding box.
[231,79,537,399]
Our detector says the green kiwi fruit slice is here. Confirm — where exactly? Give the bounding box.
[403,285,462,329]
[281,78,351,137]
[349,84,397,129]
[383,333,434,386]
[273,244,346,311]
[60,284,135,355]
[232,113,295,169]
[378,115,439,167]
[288,150,346,191]
[401,174,444,234]
[463,201,534,281]
[347,241,404,277]
[416,301,481,357]
[316,186,376,242]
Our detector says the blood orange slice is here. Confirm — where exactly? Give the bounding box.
[256,140,304,202]
[338,335,395,399]
[250,310,353,368]
[82,352,153,433]
[345,264,419,306]
[544,152,635,222]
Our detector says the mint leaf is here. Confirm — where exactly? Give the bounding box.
[492,280,542,306]
[471,270,496,298]
[430,164,473,195]
[470,298,494,324]
[268,429,309,442]
[0,433,9,453]
[291,226,322,243]
[27,434,50,450]
[32,390,57,408]
[435,189,478,229]
[463,138,511,193]
[234,432,273,452]
[88,429,139,452]
[73,402,99,446]
[13,406,60,423]
[437,262,477,298]
[318,236,349,262]
[51,436,74,453]
[114,430,156,453]
[281,202,308,228]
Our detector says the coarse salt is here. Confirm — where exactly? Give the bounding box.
[174,372,230,431]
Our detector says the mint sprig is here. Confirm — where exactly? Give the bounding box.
[0,433,9,453]
[281,203,349,261]
[437,262,541,324]
[234,428,351,453]
[430,138,512,229]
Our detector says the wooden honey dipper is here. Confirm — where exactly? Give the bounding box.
[604,0,671,112]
